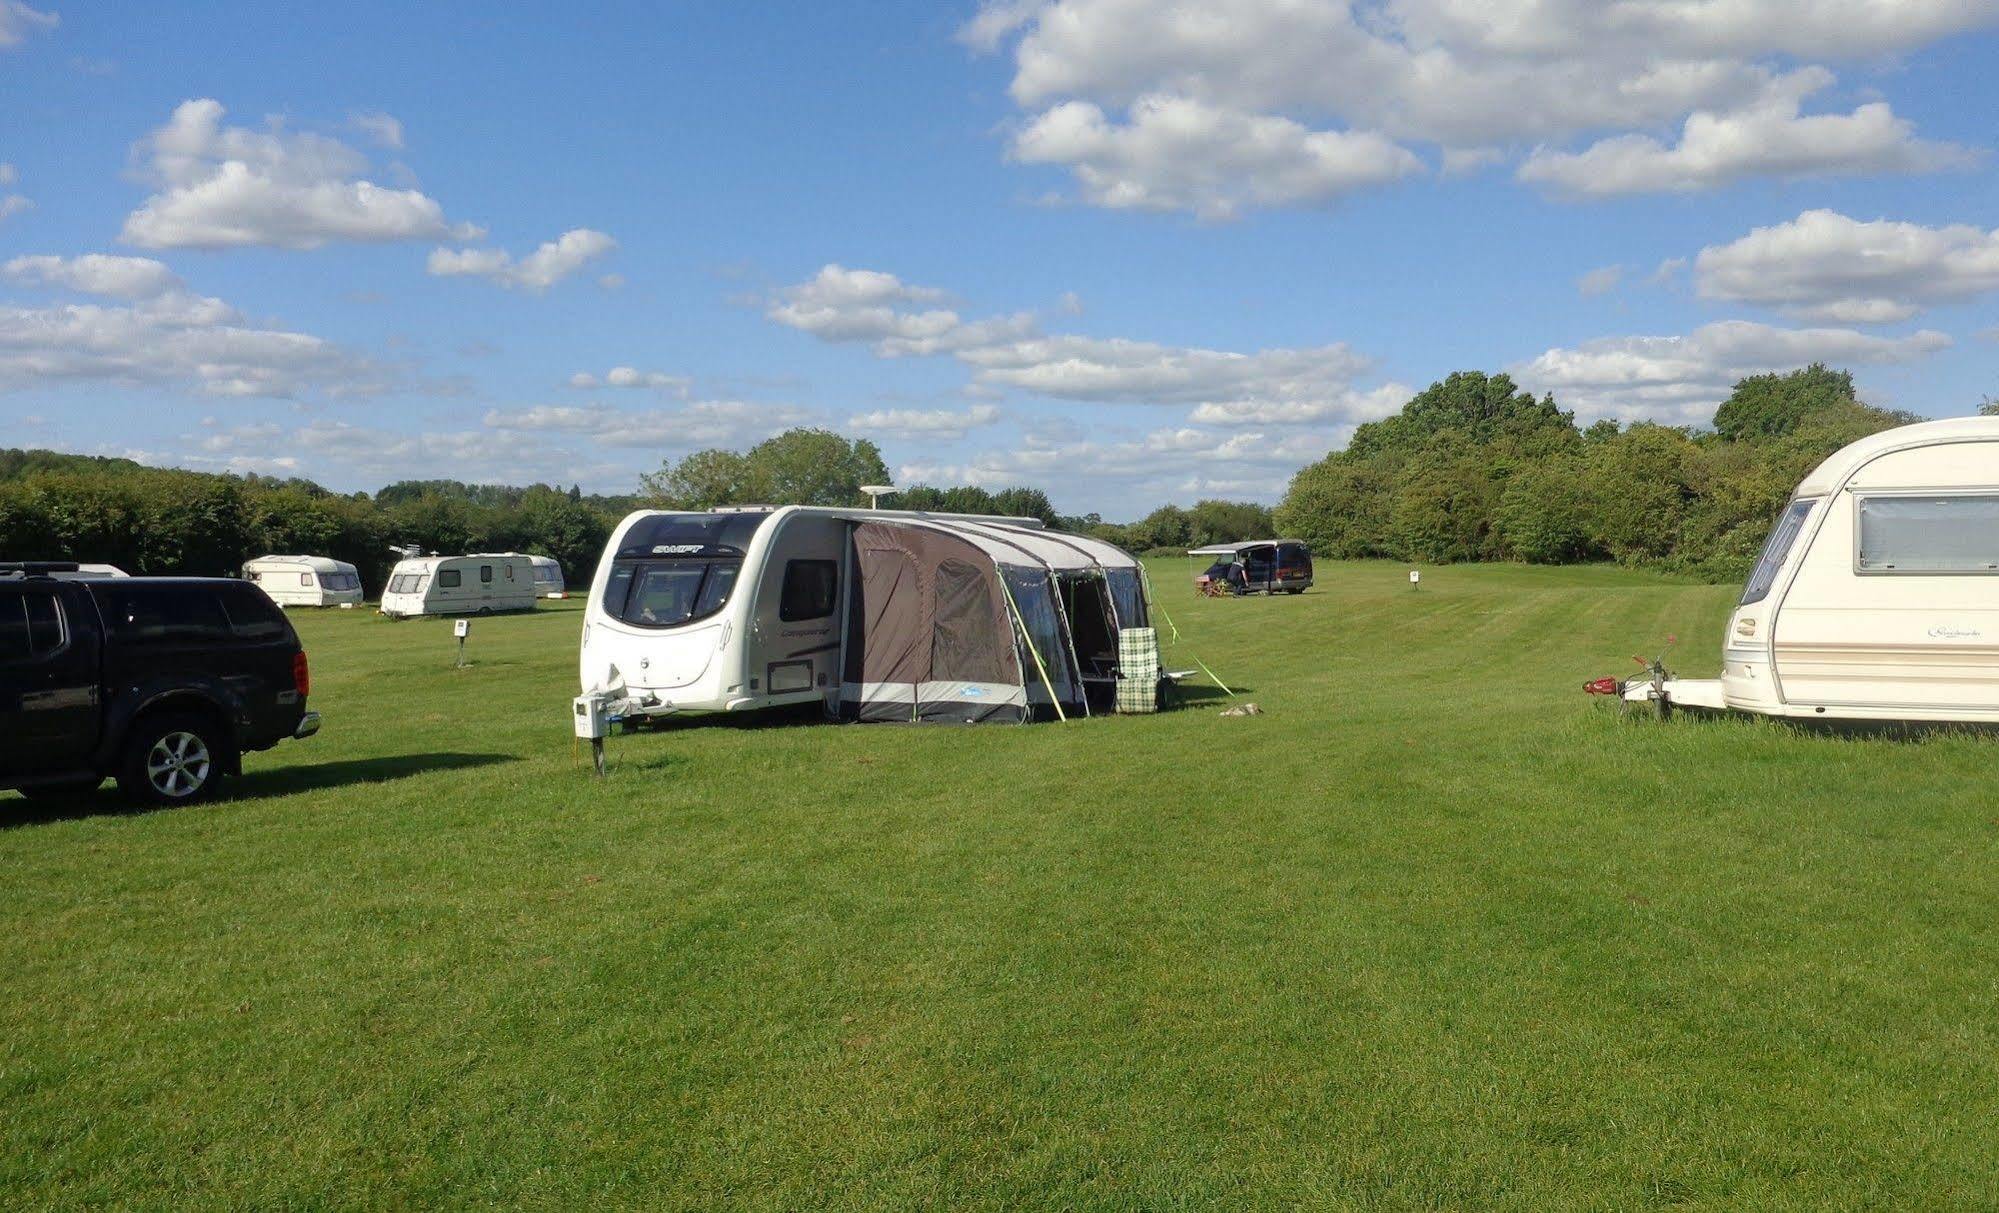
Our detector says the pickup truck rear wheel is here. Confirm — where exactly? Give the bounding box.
[118,713,226,807]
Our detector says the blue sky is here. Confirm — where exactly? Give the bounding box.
[3,1,1997,517]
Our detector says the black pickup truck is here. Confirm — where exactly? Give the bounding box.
[1,564,321,806]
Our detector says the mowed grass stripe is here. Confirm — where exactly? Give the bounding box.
[2,563,1996,1208]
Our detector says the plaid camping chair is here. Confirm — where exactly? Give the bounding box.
[1117,627,1162,714]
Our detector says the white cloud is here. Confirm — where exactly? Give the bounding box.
[0,292,387,399]
[121,99,475,250]
[1517,75,1972,197]
[768,262,1392,431]
[348,111,405,150]
[598,272,626,290]
[427,228,616,291]
[0,162,28,223]
[1511,320,1950,423]
[182,418,627,487]
[1011,94,1422,218]
[483,399,817,448]
[4,253,183,299]
[1576,264,1624,297]
[568,365,689,393]
[1693,209,1999,323]
[766,264,1035,355]
[966,0,1996,207]
[0,1,57,48]
[846,403,1002,439]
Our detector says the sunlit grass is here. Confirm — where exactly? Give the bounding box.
[4,562,1995,1208]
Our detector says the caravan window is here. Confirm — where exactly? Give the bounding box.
[300,573,314,586]
[480,565,493,583]
[1858,495,1999,573]
[609,559,740,628]
[438,569,462,588]
[387,573,428,595]
[322,573,359,591]
[779,560,838,622]
[1740,498,1817,605]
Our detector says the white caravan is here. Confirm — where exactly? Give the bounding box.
[242,554,364,607]
[528,555,565,598]
[465,552,566,598]
[573,506,1154,732]
[379,553,538,619]
[1625,417,1999,724]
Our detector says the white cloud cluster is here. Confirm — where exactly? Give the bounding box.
[186,418,621,486]
[846,403,1002,439]
[1693,209,1999,323]
[1511,319,1950,423]
[768,264,1390,431]
[1516,73,1972,197]
[5,253,183,299]
[1012,94,1422,217]
[121,99,473,250]
[0,255,387,398]
[765,264,1035,355]
[483,399,817,448]
[569,366,689,393]
[967,0,1992,210]
[0,162,30,223]
[0,1,56,48]
[428,228,616,292]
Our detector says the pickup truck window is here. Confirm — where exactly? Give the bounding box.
[0,592,65,663]
[100,587,233,644]
[221,587,290,642]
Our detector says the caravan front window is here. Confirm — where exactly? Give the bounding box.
[388,573,428,595]
[607,559,740,628]
[1740,498,1817,605]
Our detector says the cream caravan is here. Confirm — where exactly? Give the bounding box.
[467,552,565,598]
[379,553,538,618]
[1625,417,1999,724]
[242,555,363,607]
[572,506,1155,733]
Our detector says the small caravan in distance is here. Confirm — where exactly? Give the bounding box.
[242,555,363,607]
[1621,417,1999,724]
[379,553,537,619]
[1189,541,1313,595]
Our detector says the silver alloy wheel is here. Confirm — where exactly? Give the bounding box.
[146,730,212,799]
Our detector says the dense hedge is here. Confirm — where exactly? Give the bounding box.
[1273,365,1919,582]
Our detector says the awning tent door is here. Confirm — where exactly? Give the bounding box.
[841,521,1033,723]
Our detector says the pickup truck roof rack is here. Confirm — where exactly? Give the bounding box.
[0,561,82,578]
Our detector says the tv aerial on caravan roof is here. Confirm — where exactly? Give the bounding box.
[860,485,895,509]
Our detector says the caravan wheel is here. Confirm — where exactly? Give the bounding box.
[477,606,493,617]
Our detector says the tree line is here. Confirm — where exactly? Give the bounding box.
[1273,364,1920,580]
[0,454,627,592]
[1,364,1916,591]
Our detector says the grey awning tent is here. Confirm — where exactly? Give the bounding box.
[839,517,1151,724]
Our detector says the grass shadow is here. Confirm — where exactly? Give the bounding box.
[1,752,515,829]
[1169,682,1252,710]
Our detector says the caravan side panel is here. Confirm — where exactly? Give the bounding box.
[1773,441,1999,713]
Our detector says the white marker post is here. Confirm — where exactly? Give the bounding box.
[1409,569,1421,591]
[454,617,470,667]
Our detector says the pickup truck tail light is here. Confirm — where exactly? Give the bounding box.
[293,651,311,698]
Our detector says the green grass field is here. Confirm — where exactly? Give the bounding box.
[5,562,1997,1208]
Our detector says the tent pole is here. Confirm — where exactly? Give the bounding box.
[997,573,1067,723]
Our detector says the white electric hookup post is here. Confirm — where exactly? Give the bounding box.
[454,617,470,667]
[574,693,610,776]
[1409,569,1421,591]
